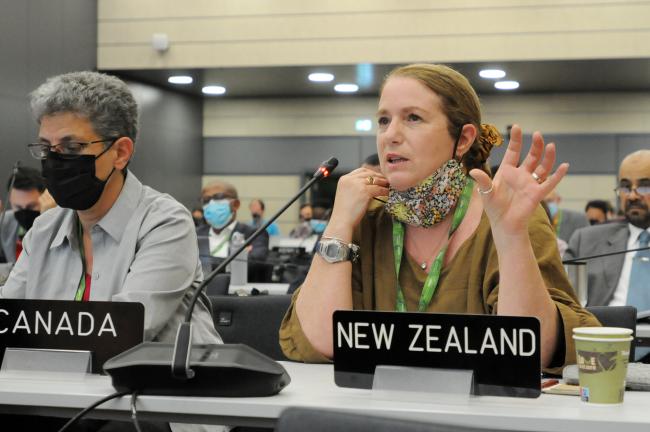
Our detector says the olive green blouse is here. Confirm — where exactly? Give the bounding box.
[279,204,599,373]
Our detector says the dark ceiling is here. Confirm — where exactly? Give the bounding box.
[107,58,650,99]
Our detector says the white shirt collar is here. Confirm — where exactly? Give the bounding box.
[627,223,648,247]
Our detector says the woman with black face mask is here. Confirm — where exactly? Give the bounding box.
[2,70,222,432]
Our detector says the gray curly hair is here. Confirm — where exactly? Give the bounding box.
[30,71,138,142]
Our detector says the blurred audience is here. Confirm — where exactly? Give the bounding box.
[197,180,269,267]
[249,198,280,236]
[585,199,613,225]
[290,203,314,239]
[0,166,53,263]
[543,189,589,243]
[191,207,205,227]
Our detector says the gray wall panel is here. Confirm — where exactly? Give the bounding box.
[489,134,619,174]
[617,135,650,169]
[204,137,365,174]
[0,0,96,190]
[127,82,203,208]
[0,1,28,98]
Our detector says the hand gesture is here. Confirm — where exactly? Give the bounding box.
[326,168,389,238]
[469,124,568,236]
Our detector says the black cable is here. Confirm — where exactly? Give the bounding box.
[562,246,650,264]
[130,391,143,432]
[56,390,130,432]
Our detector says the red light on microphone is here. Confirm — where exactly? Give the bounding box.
[319,167,330,177]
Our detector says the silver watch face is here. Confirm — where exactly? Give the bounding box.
[320,240,347,263]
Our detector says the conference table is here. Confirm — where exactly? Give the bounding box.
[0,361,649,431]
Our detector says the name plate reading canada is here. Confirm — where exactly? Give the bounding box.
[0,299,144,374]
[333,310,541,398]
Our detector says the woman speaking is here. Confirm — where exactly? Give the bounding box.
[280,64,598,372]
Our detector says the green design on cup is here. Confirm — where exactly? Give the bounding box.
[573,327,632,404]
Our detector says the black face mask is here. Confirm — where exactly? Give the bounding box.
[41,145,115,211]
[14,209,40,231]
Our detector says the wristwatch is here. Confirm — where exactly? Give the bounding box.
[317,237,360,263]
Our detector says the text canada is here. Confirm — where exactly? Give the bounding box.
[0,309,118,337]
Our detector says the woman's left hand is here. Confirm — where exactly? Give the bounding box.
[469,124,568,236]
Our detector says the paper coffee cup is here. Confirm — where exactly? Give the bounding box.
[573,327,632,404]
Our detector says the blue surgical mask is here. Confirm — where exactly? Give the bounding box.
[309,219,327,234]
[547,202,559,218]
[203,199,233,229]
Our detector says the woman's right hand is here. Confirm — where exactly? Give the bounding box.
[325,168,389,240]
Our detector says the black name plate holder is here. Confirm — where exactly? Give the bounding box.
[0,299,144,374]
[333,310,541,398]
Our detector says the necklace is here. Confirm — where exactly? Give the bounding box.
[406,231,447,271]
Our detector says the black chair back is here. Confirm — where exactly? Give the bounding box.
[205,273,231,296]
[210,294,292,360]
[586,305,637,360]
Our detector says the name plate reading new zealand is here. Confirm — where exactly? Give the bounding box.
[333,310,541,398]
[0,299,144,374]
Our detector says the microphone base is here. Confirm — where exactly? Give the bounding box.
[103,342,291,397]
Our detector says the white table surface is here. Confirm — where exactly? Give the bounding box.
[1,362,650,430]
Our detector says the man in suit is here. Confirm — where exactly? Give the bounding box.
[565,150,650,308]
[544,189,589,243]
[197,180,269,274]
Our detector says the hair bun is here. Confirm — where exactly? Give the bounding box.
[479,123,504,147]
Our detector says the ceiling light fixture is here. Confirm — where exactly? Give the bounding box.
[308,73,335,82]
[202,85,226,95]
[494,80,520,90]
[479,69,506,79]
[355,119,372,132]
[168,76,193,85]
[334,83,359,93]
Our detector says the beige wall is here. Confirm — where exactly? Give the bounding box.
[204,92,650,137]
[98,0,650,69]
[202,175,303,235]
[555,175,617,213]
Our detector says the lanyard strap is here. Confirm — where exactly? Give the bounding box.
[392,179,474,312]
[210,229,233,256]
[74,217,88,301]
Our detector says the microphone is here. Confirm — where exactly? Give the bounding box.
[104,157,339,397]
[562,246,650,265]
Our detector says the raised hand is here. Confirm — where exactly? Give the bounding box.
[469,124,568,236]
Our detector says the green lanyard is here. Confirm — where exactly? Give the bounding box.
[74,217,88,301]
[392,179,474,312]
[210,230,233,256]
